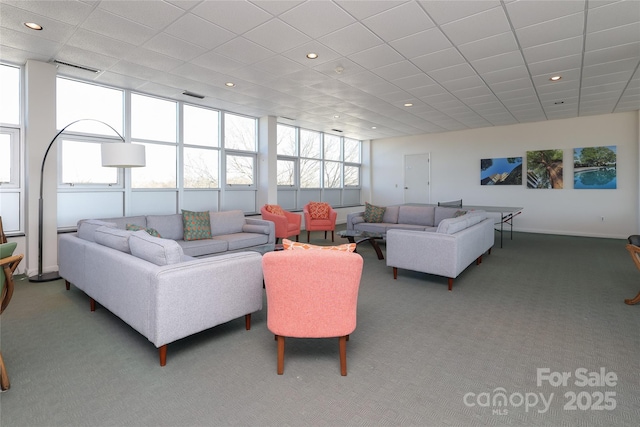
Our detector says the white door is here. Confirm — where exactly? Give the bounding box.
[404,153,430,204]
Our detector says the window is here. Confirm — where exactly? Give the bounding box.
[276,124,361,206]
[132,93,176,143]
[0,64,22,234]
[183,105,220,188]
[224,113,256,151]
[226,154,254,185]
[184,147,218,188]
[277,124,296,156]
[60,138,117,185]
[131,143,177,188]
[0,64,20,124]
[57,78,123,135]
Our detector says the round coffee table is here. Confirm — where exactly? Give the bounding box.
[337,230,385,260]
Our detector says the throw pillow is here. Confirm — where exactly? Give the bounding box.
[264,204,285,216]
[308,202,330,219]
[364,202,386,223]
[126,223,162,238]
[182,210,212,241]
[453,210,467,218]
[282,238,356,252]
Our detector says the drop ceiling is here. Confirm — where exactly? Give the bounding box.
[1,0,638,141]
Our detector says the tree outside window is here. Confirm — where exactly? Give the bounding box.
[300,158,321,188]
[225,113,256,151]
[184,147,218,188]
[277,124,296,156]
[277,159,295,186]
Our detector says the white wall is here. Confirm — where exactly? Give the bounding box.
[371,112,639,239]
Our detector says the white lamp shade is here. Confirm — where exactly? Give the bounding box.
[101,143,146,167]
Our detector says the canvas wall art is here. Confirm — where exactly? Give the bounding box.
[573,146,617,189]
[480,157,522,185]
[526,149,563,189]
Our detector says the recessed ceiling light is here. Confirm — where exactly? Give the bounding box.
[549,75,562,82]
[306,53,318,59]
[333,115,340,118]
[24,22,43,30]
[225,82,236,87]
[404,103,413,107]
[371,126,377,129]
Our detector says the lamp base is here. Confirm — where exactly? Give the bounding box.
[28,271,61,282]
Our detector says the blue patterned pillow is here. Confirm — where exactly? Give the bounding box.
[182,210,212,241]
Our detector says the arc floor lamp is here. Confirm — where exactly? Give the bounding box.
[28,119,145,282]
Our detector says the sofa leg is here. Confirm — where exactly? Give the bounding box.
[448,278,454,291]
[277,336,285,375]
[331,230,334,242]
[295,235,299,242]
[245,313,251,330]
[477,255,483,265]
[65,280,70,290]
[339,335,348,376]
[488,247,492,255]
[324,231,327,239]
[307,231,311,242]
[159,345,167,367]
[393,267,398,279]
[89,297,96,312]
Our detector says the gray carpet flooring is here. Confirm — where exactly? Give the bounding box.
[1,231,639,427]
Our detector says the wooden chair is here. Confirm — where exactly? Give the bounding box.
[0,241,24,391]
[625,235,640,305]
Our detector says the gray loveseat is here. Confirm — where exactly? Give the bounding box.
[386,211,495,290]
[58,211,269,366]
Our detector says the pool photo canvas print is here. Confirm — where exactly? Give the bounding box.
[573,146,617,189]
[480,157,522,185]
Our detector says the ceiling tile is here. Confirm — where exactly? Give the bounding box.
[372,60,422,80]
[279,1,355,39]
[389,27,452,59]
[98,0,185,30]
[457,31,519,62]
[441,6,510,45]
[585,22,640,51]
[515,12,585,49]
[335,1,408,21]
[586,0,640,33]
[522,36,584,64]
[419,0,501,25]
[471,51,525,75]
[80,8,156,46]
[318,22,383,56]
[191,0,272,34]
[412,48,466,73]
[243,19,311,54]
[505,0,585,29]
[349,44,405,70]
[164,14,236,50]
[213,37,275,65]
[527,55,582,76]
[363,1,434,42]
[143,33,206,62]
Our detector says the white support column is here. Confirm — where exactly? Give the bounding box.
[258,115,278,207]
[25,60,57,276]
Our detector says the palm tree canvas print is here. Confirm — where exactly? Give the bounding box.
[526,149,563,189]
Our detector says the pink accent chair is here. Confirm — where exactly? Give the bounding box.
[260,205,301,243]
[262,250,364,376]
[303,203,337,242]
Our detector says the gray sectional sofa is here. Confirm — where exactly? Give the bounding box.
[386,210,495,290]
[58,210,272,366]
[347,204,465,233]
[90,209,275,257]
[347,204,495,290]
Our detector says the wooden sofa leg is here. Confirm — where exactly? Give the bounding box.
[159,345,167,367]
[65,280,70,290]
[89,297,96,312]
[488,247,492,255]
[295,235,299,242]
[393,267,398,279]
[624,291,640,305]
[477,255,483,265]
[331,230,334,242]
[339,336,347,376]
[0,350,10,391]
[277,336,285,375]
[307,231,311,242]
[245,313,251,330]
[448,278,454,291]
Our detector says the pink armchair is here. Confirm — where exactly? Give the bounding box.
[262,250,364,376]
[261,205,301,243]
[303,202,337,242]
